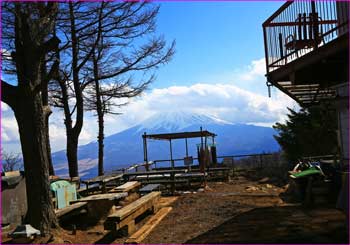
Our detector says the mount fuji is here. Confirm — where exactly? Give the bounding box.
[52,111,280,179]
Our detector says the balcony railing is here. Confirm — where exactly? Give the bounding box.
[263,1,349,73]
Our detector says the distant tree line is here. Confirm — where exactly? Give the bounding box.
[1,2,174,235]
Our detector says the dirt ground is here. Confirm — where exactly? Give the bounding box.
[3,175,348,244]
[143,177,348,244]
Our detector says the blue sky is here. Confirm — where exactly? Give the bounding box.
[2,2,298,154]
[153,1,283,89]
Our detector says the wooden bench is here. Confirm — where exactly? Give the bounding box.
[55,202,88,218]
[109,181,141,193]
[104,191,161,234]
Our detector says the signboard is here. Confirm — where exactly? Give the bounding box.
[184,156,193,166]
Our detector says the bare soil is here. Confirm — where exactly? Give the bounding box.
[3,175,348,244]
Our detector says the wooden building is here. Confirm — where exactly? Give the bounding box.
[262,1,349,168]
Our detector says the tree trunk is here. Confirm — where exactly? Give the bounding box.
[1,2,59,235]
[13,93,57,234]
[58,1,85,178]
[97,113,104,176]
[66,130,79,177]
[93,52,105,176]
[46,116,55,176]
[41,64,55,176]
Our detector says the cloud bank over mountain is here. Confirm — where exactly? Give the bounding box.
[1,58,298,153]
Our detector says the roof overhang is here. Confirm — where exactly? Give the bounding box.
[143,130,216,141]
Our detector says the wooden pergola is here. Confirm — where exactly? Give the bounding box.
[142,127,216,170]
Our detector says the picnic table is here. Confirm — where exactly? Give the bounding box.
[70,192,128,204]
[81,173,123,193]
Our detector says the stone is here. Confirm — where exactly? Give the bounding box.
[258,177,269,183]
[9,225,40,238]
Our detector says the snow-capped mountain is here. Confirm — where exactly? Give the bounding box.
[137,111,233,132]
[52,111,279,179]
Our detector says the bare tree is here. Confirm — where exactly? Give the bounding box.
[51,2,174,177]
[1,2,58,234]
[83,2,175,176]
[48,2,106,178]
[1,148,23,172]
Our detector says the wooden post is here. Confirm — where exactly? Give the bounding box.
[278,33,283,58]
[143,132,149,171]
[170,172,175,195]
[200,127,203,147]
[311,1,319,49]
[303,13,307,40]
[170,139,174,169]
[298,13,302,40]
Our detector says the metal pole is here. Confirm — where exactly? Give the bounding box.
[170,139,174,169]
[185,138,188,157]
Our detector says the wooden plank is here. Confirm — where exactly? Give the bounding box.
[82,174,123,185]
[139,184,161,194]
[158,197,178,208]
[55,202,87,218]
[125,207,173,244]
[70,192,128,204]
[107,192,160,221]
[124,170,186,177]
[139,179,188,185]
[113,181,141,193]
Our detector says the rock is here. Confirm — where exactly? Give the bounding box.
[266,184,273,188]
[197,188,204,192]
[9,224,40,239]
[258,177,269,183]
[245,186,259,192]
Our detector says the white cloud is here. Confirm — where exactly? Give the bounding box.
[239,58,266,81]
[1,102,10,111]
[109,82,297,133]
[0,57,299,154]
[1,117,19,143]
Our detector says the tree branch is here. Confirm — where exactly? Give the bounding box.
[1,80,18,108]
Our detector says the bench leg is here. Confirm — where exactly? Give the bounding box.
[127,220,136,235]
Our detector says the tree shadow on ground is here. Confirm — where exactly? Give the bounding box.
[186,205,348,244]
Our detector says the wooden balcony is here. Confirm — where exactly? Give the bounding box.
[263,1,349,105]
